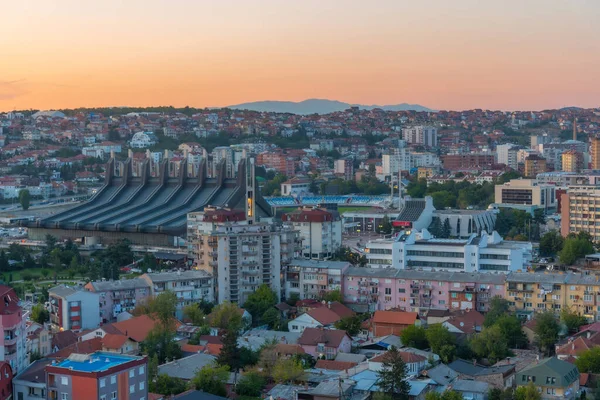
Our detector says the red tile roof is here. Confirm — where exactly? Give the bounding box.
[371,351,426,364]
[106,314,179,343]
[306,307,344,325]
[181,343,205,354]
[51,330,78,350]
[298,328,349,348]
[373,311,418,325]
[274,343,305,356]
[556,337,594,357]
[102,333,132,350]
[50,337,103,358]
[315,360,357,371]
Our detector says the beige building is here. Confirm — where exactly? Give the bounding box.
[560,186,600,241]
[561,150,583,173]
[524,155,547,177]
[494,179,556,211]
[188,207,299,304]
[592,137,600,170]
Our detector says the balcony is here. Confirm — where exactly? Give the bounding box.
[209,261,218,267]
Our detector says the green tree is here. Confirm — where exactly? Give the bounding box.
[273,358,305,384]
[470,326,510,364]
[425,391,465,400]
[559,235,594,265]
[484,297,510,327]
[429,217,442,237]
[376,346,411,400]
[217,329,241,372]
[236,370,266,397]
[29,350,43,362]
[183,304,206,326]
[148,291,178,330]
[244,284,278,325]
[334,315,363,336]
[575,347,600,373]
[31,304,49,324]
[378,215,392,235]
[18,189,31,210]
[495,315,528,348]
[209,301,244,332]
[321,289,344,303]
[400,325,429,349]
[0,251,8,272]
[141,327,183,364]
[539,231,564,257]
[150,374,189,396]
[425,324,456,362]
[191,363,229,397]
[262,308,283,330]
[534,312,560,355]
[515,382,542,400]
[561,309,587,333]
[489,387,516,400]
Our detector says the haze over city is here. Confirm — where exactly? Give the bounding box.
[2,0,600,112]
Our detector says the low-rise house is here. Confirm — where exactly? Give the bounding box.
[442,309,485,335]
[372,310,419,336]
[451,380,489,400]
[13,358,53,400]
[517,357,580,399]
[288,302,354,333]
[157,353,217,381]
[26,322,52,357]
[369,351,427,375]
[448,359,516,389]
[298,328,352,359]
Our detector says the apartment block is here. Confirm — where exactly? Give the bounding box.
[402,126,438,147]
[282,207,342,260]
[0,285,27,374]
[506,272,600,322]
[85,278,151,323]
[188,207,298,304]
[284,259,350,300]
[48,285,100,333]
[592,137,600,170]
[441,153,495,171]
[560,186,600,241]
[140,270,213,319]
[524,155,547,177]
[46,352,147,400]
[342,268,505,314]
[561,150,584,173]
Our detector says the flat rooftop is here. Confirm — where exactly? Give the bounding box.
[53,352,139,373]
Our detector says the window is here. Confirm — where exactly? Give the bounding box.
[100,378,106,388]
[61,394,68,400]
[139,381,145,390]
[111,392,117,399]
[139,366,145,375]
[385,288,391,295]
[129,369,134,378]
[130,385,135,394]
[398,288,405,293]
[61,377,68,385]
[111,375,116,384]
[292,325,298,330]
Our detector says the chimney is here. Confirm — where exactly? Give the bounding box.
[572,343,575,351]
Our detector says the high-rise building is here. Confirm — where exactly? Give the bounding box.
[0,285,27,374]
[561,186,600,241]
[591,137,600,170]
[188,207,298,304]
[401,126,438,148]
[561,150,584,173]
[46,352,147,400]
[496,144,520,170]
[334,158,354,181]
[524,155,547,177]
[282,207,343,260]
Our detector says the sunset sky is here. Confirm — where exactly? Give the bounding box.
[1,0,599,112]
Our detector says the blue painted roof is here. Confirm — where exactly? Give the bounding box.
[54,352,139,373]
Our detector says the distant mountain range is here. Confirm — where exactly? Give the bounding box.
[226,99,433,115]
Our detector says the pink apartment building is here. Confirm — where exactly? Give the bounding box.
[343,268,506,314]
[0,285,27,374]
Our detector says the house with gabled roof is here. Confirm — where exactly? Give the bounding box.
[517,357,580,399]
[297,328,351,359]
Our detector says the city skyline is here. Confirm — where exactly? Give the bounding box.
[1,0,600,112]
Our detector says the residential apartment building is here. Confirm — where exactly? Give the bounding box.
[0,285,27,374]
[494,179,556,212]
[284,259,350,300]
[524,155,547,177]
[334,158,354,181]
[140,271,213,319]
[402,126,438,147]
[85,279,151,324]
[342,268,506,313]
[48,285,100,332]
[280,177,311,196]
[46,352,148,400]
[496,144,519,170]
[560,186,600,241]
[365,230,532,273]
[441,153,495,171]
[282,207,342,260]
[188,207,298,304]
[561,150,584,173]
[506,272,600,322]
[592,136,600,170]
